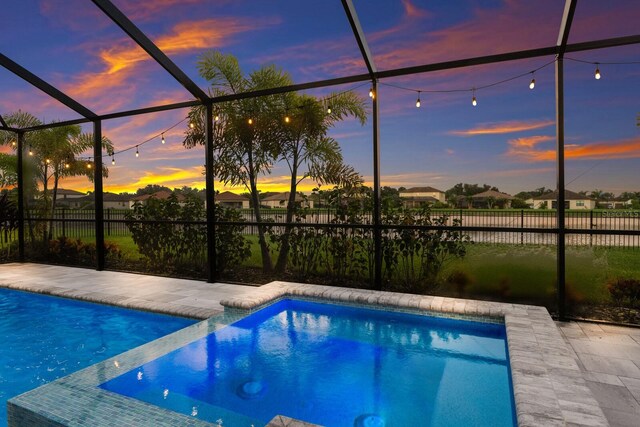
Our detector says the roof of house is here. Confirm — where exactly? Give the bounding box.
[216,191,248,202]
[401,196,440,202]
[532,190,594,201]
[471,190,513,199]
[262,192,305,202]
[132,190,185,202]
[56,188,86,196]
[401,186,444,194]
[103,192,133,202]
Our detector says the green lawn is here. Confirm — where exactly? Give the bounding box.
[4,232,639,307]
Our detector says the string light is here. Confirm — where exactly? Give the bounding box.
[64,162,70,169]
[45,158,51,164]
[594,63,601,80]
[189,121,195,129]
[28,147,33,156]
[415,91,421,108]
[135,145,139,158]
[380,59,558,107]
[11,140,16,147]
[369,87,374,99]
[327,105,332,114]
[111,156,115,166]
[284,112,290,123]
[161,133,165,144]
[248,117,253,125]
[214,114,220,121]
[86,162,92,169]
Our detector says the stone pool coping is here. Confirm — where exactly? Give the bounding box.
[8,281,609,426]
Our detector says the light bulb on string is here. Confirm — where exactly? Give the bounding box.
[135,146,139,158]
[111,156,115,166]
[327,105,332,114]
[64,162,70,169]
[248,117,253,125]
[11,140,16,147]
[45,158,51,164]
[214,114,220,122]
[189,121,195,129]
[86,162,92,169]
[369,87,374,99]
[416,91,421,108]
[594,63,601,80]
[284,113,290,124]
[529,73,536,90]
[161,133,165,144]
[28,147,33,156]
[471,89,477,107]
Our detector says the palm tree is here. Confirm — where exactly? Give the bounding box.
[33,127,113,239]
[184,51,366,273]
[273,91,366,272]
[1,111,113,242]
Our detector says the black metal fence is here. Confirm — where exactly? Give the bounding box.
[18,208,640,247]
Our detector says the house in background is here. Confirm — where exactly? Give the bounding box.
[216,191,249,209]
[103,193,133,209]
[527,190,596,209]
[36,188,86,206]
[130,190,185,208]
[67,192,133,209]
[399,186,445,208]
[470,190,514,209]
[55,188,86,201]
[262,192,313,209]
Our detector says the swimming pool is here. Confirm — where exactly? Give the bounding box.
[0,288,195,426]
[101,299,516,426]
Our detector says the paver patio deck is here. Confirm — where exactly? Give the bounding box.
[0,263,257,319]
[557,321,640,427]
[2,263,639,425]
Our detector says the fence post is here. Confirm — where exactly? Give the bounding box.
[17,132,25,261]
[61,209,66,237]
[372,80,382,290]
[205,102,217,283]
[520,209,524,245]
[589,210,594,247]
[93,120,105,271]
[106,209,111,237]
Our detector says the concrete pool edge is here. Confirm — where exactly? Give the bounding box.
[0,276,221,320]
[221,281,610,427]
[8,281,609,427]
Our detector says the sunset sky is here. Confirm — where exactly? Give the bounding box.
[1,0,639,195]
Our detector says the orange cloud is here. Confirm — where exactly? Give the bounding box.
[507,137,640,162]
[508,135,555,148]
[65,17,276,105]
[401,0,431,19]
[450,120,554,136]
[63,166,206,193]
[101,19,258,75]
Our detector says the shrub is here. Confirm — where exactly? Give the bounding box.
[446,270,472,297]
[383,206,471,293]
[215,205,251,274]
[126,193,249,276]
[48,236,121,266]
[607,278,640,308]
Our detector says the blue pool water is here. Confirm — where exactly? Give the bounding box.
[101,299,516,427]
[0,288,195,426]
